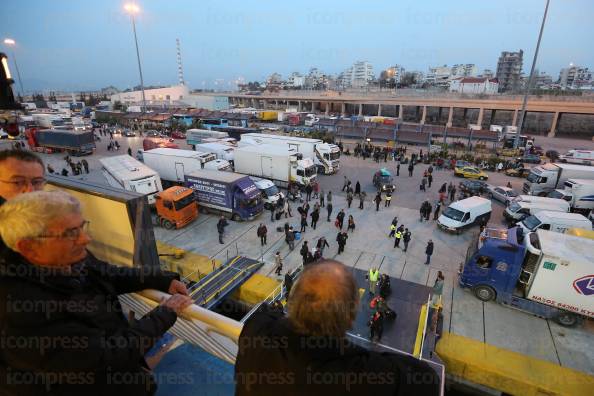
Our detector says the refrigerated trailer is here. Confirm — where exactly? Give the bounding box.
[100,155,163,204]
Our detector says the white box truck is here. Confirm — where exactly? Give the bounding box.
[99,155,163,204]
[141,148,231,186]
[460,228,594,326]
[233,144,317,188]
[547,179,594,216]
[238,133,340,174]
[523,163,594,196]
[194,142,235,163]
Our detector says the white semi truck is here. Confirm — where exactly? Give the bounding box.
[140,148,231,186]
[100,155,163,204]
[547,179,594,216]
[523,163,594,196]
[194,142,235,163]
[238,133,340,175]
[233,144,317,188]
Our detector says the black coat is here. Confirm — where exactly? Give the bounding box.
[0,250,179,396]
[235,305,440,396]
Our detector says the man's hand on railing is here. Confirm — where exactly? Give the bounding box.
[161,294,193,315]
[168,279,189,296]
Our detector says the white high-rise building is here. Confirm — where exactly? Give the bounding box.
[426,65,452,86]
[451,64,478,78]
[341,61,374,88]
[559,64,593,89]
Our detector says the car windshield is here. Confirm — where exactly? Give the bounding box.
[263,185,279,197]
[547,190,564,200]
[521,215,541,231]
[508,202,521,213]
[239,197,261,209]
[174,194,195,210]
[526,172,540,183]
[443,207,465,221]
[508,190,518,197]
[305,166,317,177]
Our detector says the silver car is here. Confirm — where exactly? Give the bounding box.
[487,186,518,205]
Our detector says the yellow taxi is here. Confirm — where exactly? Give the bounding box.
[454,166,488,180]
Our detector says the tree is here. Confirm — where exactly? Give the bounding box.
[399,72,417,88]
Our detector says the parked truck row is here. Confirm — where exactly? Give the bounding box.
[523,163,594,197]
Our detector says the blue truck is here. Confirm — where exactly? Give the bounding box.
[459,227,594,327]
[35,129,95,156]
[185,169,263,221]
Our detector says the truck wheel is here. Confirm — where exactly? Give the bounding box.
[554,312,578,327]
[473,285,496,302]
[162,219,174,230]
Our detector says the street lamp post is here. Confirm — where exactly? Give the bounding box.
[514,0,550,149]
[124,3,147,114]
[3,38,24,98]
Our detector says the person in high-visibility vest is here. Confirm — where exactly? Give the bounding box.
[368,268,379,295]
[388,223,396,238]
[394,229,403,248]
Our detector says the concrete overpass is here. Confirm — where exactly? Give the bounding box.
[223,93,594,137]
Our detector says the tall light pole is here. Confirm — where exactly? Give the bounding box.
[124,3,147,113]
[3,38,24,98]
[514,0,550,149]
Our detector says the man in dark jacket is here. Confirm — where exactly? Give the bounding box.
[257,223,268,246]
[235,260,440,396]
[310,207,320,230]
[0,191,192,396]
[217,216,229,244]
[425,240,434,265]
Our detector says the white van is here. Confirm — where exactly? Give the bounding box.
[519,211,592,234]
[503,198,570,223]
[558,149,594,166]
[437,196,492,232]
[250,177,284,210]
[512,195,560,204]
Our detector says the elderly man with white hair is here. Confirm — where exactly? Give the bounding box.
[0,190,192,396]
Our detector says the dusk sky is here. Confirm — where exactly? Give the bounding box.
[2,0,593,92]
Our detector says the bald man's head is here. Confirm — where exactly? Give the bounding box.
[287,260,358,337]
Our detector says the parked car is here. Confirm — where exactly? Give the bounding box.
[505,167,530,178]
[487,185,518,205]
[171,130,186,139]
[519,154,541,164]
[145,130,160,137]
[454,166,488,180]
[122,129,136,137]
[459,180,488,195]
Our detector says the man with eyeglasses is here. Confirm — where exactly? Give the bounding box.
[0,191,192,395]
[0,149,46,204]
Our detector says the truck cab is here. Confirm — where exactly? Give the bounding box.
[250,177,284,209]
[503,199,570,223]
[293,157,317,186]
[155,186,198,229]
[315,143,341,174]
[372,168,395,192]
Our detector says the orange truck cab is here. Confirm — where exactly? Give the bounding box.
[155,186,198,229]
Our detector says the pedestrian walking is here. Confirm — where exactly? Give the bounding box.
[425,201,432,221]
[316,236,329,256]
[286,226,295,250]
[310,208,319,230]
[408,163,414,177]
[336,231,348,254]
[128,147,132,156]
[374,192,382,211]
[313,248,322,262]
[355,181,361,196]
[449,187,456,202]
[359,191,366,209]
[368,311,384,342]
[342,176,349,192]
[305,183,313,202]
[257,223,267,246]
[402,228,411,252]
[425,240,434,264]
[326,202,333,222]
[320,189,325,207]
[327,191,332,205]
[285,200,293,218]
[300,241,310,265]
[347,191,353,208]
[300,213,308,233]
[270,202,276,221]
[427,173,433,188]
[439,183,447,194]
[313,181,319,199]
[420,177,426,192]
[385,191,392,207]
[388,223,396,238]
[396,163,400,176]
[347,215,355,232]
[419,202,426,222]
[394,226,403,247]
[367,268,379,295]
[433,202,441,220]
[336,209,345,229]
[431,271,445,306]
[217,216,228,244]
[274,252,283,276]
[81,159,89,174]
